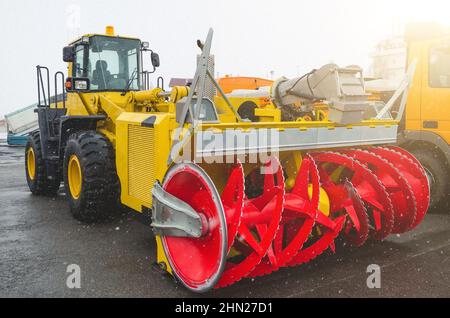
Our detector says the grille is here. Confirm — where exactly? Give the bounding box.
[196,54,216,100]
[128,125,155,205]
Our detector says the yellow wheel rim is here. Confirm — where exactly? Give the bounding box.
[68,155,82,199]
[27,147,36,180]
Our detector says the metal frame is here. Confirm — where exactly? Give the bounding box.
[35,66,107,181]
[375,60,418,121]
[195,125,398,160]
[168,29,406,165]
[168,29,242,165]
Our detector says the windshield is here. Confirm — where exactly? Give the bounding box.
[74,36,141,91]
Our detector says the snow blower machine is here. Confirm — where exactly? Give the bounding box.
[26,27,430,292]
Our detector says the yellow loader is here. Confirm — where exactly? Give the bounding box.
[25,27,430,292]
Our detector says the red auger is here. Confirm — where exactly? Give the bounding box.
[159,146,430,291]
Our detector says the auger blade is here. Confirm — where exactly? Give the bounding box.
[221,162,245,252]
[249,155,319,277]
[376,146,430,228]
[216,157,284,289]
[316,170,369,247]
[342,180,370,246]
[342,149,417,234]
[288,215,346,266]
[284,155,347,266]
[313,152,395,241]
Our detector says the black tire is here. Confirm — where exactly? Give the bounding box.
[25,132,60,196]
[409,148,449,211]
[238,101,258,122]
[63,131,119,222]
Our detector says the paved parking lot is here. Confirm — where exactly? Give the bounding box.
[1,144,449,298]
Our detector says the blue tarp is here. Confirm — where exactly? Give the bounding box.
[7,134,28,146]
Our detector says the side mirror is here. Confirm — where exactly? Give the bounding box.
[63,46,74,62]
[151,52,160,68]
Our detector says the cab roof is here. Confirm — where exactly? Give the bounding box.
[68,26,140,46]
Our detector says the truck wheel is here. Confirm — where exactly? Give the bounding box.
[410,148,449,212]
[25,132,60,196]
[238,101,258,122]
[63,131,119,222]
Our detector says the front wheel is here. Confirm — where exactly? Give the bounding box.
[409,148,449,212]
[63,131,119,222]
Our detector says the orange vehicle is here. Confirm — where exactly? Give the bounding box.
[218,76,273,94]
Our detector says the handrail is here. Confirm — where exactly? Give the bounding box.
[157,77,165,90]
[36,65,67,138]
[37,66,50,107]
[54,71,66,109]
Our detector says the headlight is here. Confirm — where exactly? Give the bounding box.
[74,80,88,90]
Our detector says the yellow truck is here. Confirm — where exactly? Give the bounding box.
[396,25,450,211]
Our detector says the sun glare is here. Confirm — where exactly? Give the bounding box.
[398,0,450,27]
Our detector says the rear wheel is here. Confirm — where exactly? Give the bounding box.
[25,132,60,196]
[409,148,449,212]
[63,131,119,222]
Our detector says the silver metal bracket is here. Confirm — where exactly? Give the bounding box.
[167,28,242,166]
[375,59,417,121]
[151,182,204,238]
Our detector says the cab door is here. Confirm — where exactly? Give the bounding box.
[420,38,450,144]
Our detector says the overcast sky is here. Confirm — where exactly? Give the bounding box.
[1,0,450,118]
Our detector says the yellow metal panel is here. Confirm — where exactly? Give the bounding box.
[418,37,450,143]
[128,125,156,205]
[65,93,90,116]
[116,112,171,212]
[200,119,398,131]
[405,39,424,129]
[255,108,281,122]
[406,36,450,143]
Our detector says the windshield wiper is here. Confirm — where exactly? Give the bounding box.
[122,68,138,95]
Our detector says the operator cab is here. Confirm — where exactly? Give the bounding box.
[63,26,159,93]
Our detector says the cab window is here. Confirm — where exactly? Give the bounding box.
[74,46,87,78]
[429,44,450,88]
[72,36,141,91]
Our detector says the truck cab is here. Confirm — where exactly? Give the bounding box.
[400,28,450,210]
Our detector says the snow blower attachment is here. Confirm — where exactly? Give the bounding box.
[149,30,429,292]
[28,27,430,294]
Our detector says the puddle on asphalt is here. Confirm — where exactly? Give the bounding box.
[0,145,25,165]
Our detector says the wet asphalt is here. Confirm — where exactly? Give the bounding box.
[0,143,449,298]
